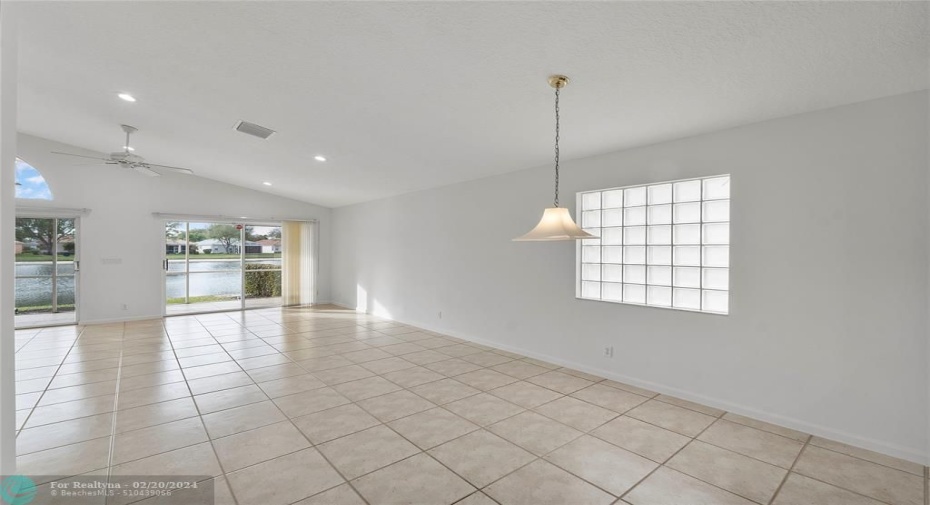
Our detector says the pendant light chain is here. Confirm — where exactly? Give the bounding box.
[554,87,561,208]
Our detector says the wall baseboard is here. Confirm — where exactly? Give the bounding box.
[336,302,928,466]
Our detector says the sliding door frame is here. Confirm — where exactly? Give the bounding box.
[13,213,81,328]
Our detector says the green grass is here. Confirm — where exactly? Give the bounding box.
[166,295,239,305]
[165,253,281,260]
[15,304,75,314]
[14,254,75,262]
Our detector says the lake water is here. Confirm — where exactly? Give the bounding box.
[15,259,281,308]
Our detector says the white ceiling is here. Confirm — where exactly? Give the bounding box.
[14,2,929,208]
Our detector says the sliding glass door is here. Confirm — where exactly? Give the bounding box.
[14,217,79,328]
[165,221,282,315]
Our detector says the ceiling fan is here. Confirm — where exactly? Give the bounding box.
[52,124,195,177]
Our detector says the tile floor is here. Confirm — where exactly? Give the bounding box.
[13,305,929,505]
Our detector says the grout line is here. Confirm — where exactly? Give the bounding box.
[767,434,812,505]
[104,324,125,483]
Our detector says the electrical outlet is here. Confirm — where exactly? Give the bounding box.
[121,304,128,311]
[603,345,614,358]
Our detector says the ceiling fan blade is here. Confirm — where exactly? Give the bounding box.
[145,163,194,175]
[51,151,109,161]
[132,166,161,177]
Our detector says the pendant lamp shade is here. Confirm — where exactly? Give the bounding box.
[513,207,594,241]
[513,74,596,242]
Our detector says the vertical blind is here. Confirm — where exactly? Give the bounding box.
[282,220,315,306]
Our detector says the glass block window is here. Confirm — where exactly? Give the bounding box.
[577,175,730,314]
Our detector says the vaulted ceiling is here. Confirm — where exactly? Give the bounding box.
[14,2,929,207]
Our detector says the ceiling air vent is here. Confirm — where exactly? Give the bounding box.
[234,120,276,140]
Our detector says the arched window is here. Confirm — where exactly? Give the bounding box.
[15,158,53,200]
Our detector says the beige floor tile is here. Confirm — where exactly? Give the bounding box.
[809,436,925,476]
[115,396,199,433]
[351,453,475,505]
[667,440,787,503]
[591,416,690,463]
[428,429,534,488]
[212,477,237,505]
[186,371,254,396]
[213,421,310,472]
[461,351,515,367]
[624,467,755,505]
[721,413,809,442]
[357,390,436,422]
[445,393,525,426]
[273,387,351,418]
[48,368,119,389]
[177,352,232,369]
[626,399,716,437]
[17,437,111,482]
[343,348,393,363]
[359,356,417,375]
[378,343,428,356]
[534,396,618,432]
[297,355,354,372]
[318,425,421,479]
[485,459,615,505]
[236,353,292,370]
[24,394,115,428]
[395,349,450,366]
[545,435,657,496]
[489,411,582,456]
[455,492,499,505]
[17,413,113,455]
[296,483,366,505]
[456,369,519,391]
[424,358,484,377]
[555,367,605,382]
[525,367,594,391]
[119,369,186,391]
[226,448,344,505]
[382,366,446,388]
[38,380,117,406]
[257,374,327,398]
[246,362,307,382]
[193,384,267,414]
[334,376,403,401]
[600,380,658,398]
[389,407,479,449]
[117,382,191,410]
[655,394,725,417]
[698,419,804,468]
[772,473,886,505]
[519,357,560,369]
[793,445,923,505]
[112,417,208,465]
[313,364,376,385]
[489,381,563,409]
[292,403,382,444]
[491,360,551,380]
[110,441,222,477]
[410,378,481,405]
[201,399,286,439]
[435,344,484,358]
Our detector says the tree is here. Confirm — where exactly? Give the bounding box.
[187,229,208,243]
[267,228,281,239]
[208,224,241,254]
[15,218,74,255]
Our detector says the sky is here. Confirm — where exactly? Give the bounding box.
[15,158,53,200]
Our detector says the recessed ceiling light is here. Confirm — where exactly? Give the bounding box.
[117,93,136,102]
[314,155,327,162]
[263,182,272,186]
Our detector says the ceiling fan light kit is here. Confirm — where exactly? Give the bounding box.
[51,124,195,177]
[514,75,595,242]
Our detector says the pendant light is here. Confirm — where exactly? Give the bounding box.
[513,75,596,241]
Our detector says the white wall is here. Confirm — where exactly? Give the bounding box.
[332,91,930,464]
[16,133,332,324]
